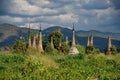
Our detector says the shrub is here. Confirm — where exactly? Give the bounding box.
[61,43,70,54]
[85,46,100,54]
[45,43,59,54]
[11,38,27,54]
[111,45,118,55]
[76,44,85,54]
[48,30,63,49]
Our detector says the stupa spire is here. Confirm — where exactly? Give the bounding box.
[28,24,31,48]
[38,24,44,52]
[50,36,54,48]
[87,36,90,47]
[105,35,112,55]
[87,33,94,47]
[68,24,79,54]
[32,34,36,49]
[66,36,68,45]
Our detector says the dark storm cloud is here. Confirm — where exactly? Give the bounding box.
[0,0,120,33]
[110,0,120,9]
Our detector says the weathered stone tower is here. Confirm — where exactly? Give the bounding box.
[32,34,36,49]
[68,24,79,54]
[28,24,31,48]
[87,36,90,47]
[19,28,23,40]
[50,36,54,48]
[38,25,44,52]
[58,27,62,48]
[87,34,94,47]
[105,35,112,55]
[66,36,68,45]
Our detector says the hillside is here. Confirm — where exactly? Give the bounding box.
[0,52,120,80]
[0,23,120,51]
[0,23,35,47]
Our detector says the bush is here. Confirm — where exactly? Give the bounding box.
[111,45,118,55]
[48,30,63,49]
[85,46,100,54]
[45,43,59,54]
[61,43,70,54]
[11,38,27,54]
[76,44,85,54]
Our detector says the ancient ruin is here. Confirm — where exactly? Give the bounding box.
[37,25,44,52]
[68,24,79,54]
[87,34,93,47]
[105,35,112,55]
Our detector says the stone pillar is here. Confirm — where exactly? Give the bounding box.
[68,24,79,54]
[87,36,90,47]
[32,34,36,49]
[51,37,54,48]
[87,34,93,47]
[58,27,62,48]
[90,34,93,46]
[66,36,68,45]
[59,39,62,48]
[28,24,31,48]
[38,25,44,52]
[106,35,112,55]
[58,27,61,32]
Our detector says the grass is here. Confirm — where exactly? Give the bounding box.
[0,52,120,80]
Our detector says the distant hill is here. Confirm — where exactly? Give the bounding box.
[0,23,30,47]
[0,23,120,52]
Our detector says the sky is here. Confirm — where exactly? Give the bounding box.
[0,0,120,33]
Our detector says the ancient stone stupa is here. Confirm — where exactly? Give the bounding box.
[68,24,79,54]
[50,36,54,48]
[28,24,32,48]
[37,25,44,52]
[87,34,94,47]
[105,35,112,55]
[58,27,62,48]
[32,34,36,49]
[66,36,68,45]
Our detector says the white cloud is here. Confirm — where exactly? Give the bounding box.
[0,15,23,23]
[0,0,120,33]
[3,0,58,15]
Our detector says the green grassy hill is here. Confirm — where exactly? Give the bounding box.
[0,23,120,52]
[0,52,120,80]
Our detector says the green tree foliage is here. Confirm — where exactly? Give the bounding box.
[45,43,59,54]
[61,42,70,54]
[85,46,100,54]
[48,30,63,49]
[11,37,27,54]
[76,44,85,54]
[111,45,118,55]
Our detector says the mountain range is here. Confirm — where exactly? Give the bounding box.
[0,23,120,52]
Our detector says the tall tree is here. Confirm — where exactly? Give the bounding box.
[48,30,63,49]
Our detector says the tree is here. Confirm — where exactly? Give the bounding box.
[45,43,59,54]
[111,45,118,55]
[11,37,27,54]
[48,30,63,49]
[85,46,100,54]
[76,44,85,54]
[61,42,70,54]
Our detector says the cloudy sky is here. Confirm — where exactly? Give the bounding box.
[0,0,120,33]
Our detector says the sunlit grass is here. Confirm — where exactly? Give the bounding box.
[0,52,120,80]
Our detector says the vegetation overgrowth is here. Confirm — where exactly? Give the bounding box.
[0,51,120,80]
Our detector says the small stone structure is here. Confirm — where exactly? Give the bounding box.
[68,24,79,54]
[87,34,93,47]
[28,24,32,48]
[37,25,44,52]
[105,35,112,55]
